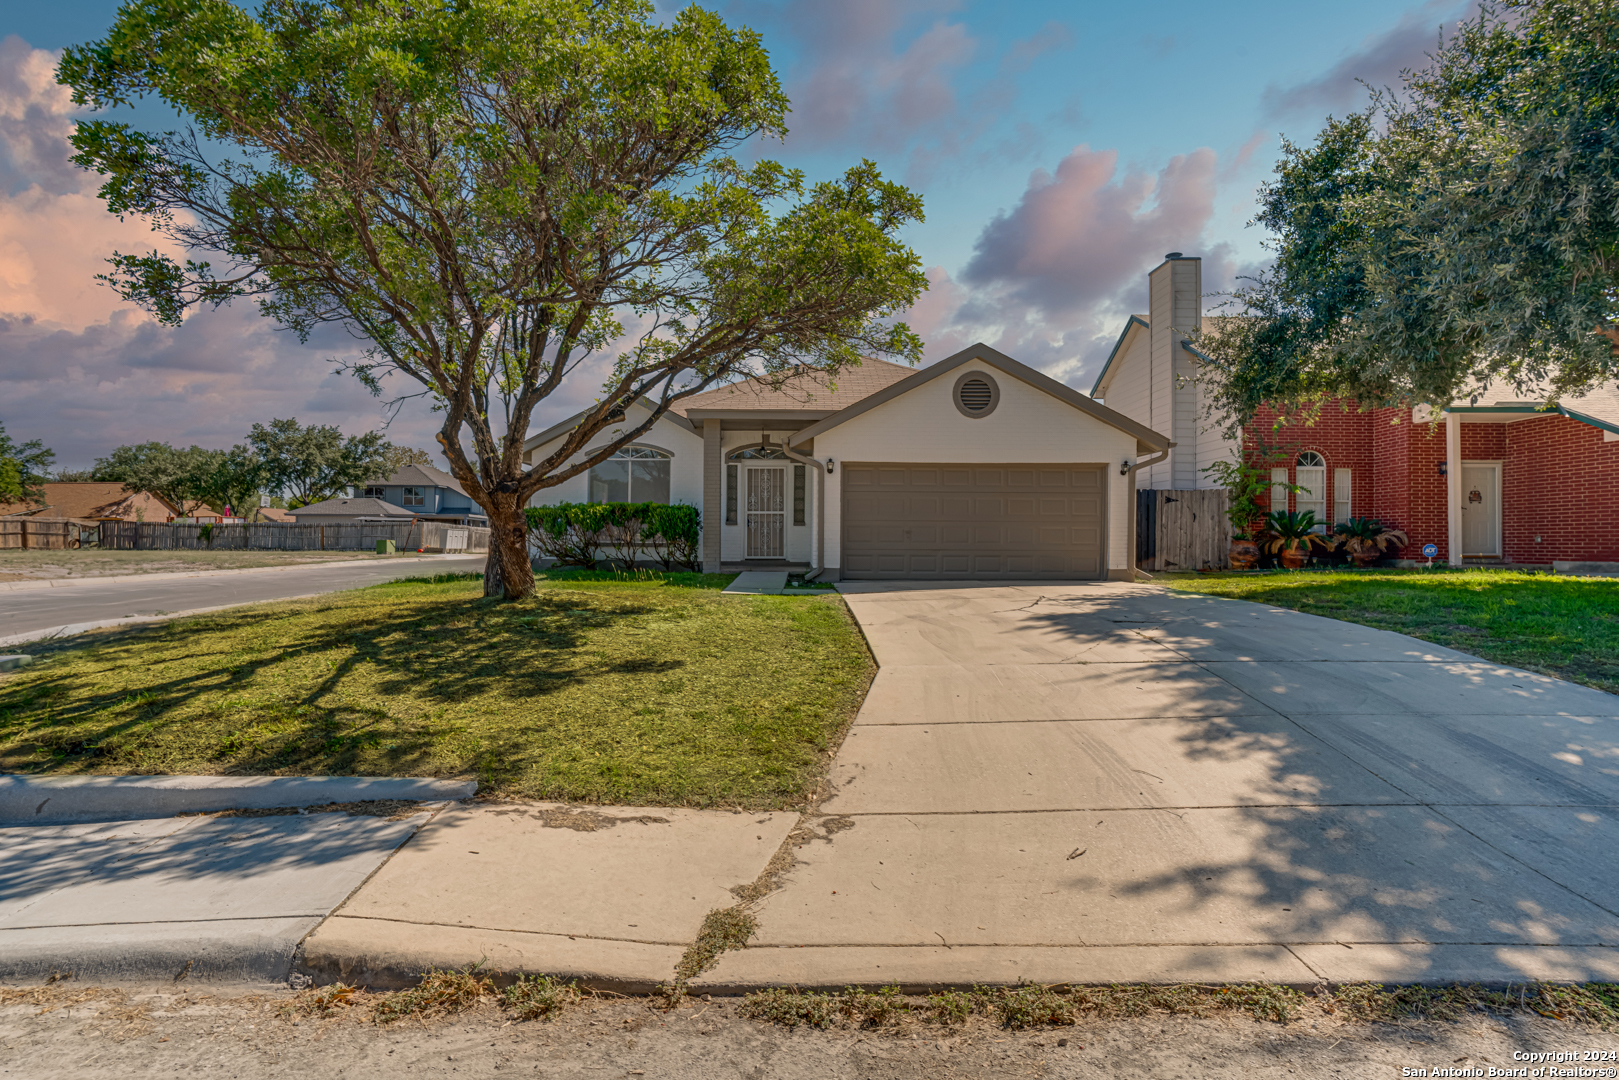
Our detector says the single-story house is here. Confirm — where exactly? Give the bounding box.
[292,464,488,526]
[1091,252,1619,567]
[524,345,1171,580]
[0,482,183,523]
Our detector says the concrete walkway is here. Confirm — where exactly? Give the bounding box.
[692,581,1619,991]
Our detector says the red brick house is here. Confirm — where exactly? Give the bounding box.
[1092,253,1619,568]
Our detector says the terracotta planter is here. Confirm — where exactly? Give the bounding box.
[1279,547,1307,570]
[1229,539,1260,570]
[1351,551,1380,568]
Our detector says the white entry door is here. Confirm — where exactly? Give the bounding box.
[1461,463,1501,556]
[746,467,786,558]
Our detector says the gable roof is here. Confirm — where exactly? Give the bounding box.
[370,463,467,493]
[789,342,1171,453]
[1090,315,1148,399]
[1446,381,1619,436]
[679,358,918,417]
[0,483,181,521]
[289,496,418,519]
[521,359,915,456]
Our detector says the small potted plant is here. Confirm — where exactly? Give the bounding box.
[1262,510,1330,569]
[1332,517,1409,568]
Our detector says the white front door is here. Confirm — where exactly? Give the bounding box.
[1461,463,1501,556]
[746,466,785,558]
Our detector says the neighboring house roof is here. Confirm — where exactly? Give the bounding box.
[0,483,181,521]
[253,506,295,523]
[1445,380,1619,437]
[368,463,469,494]
[1090,315,1148,399]
[790,343,1172,454]
[289,497,418,519]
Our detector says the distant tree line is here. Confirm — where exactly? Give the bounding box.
[3,416,435,517]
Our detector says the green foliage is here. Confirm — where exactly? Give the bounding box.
[378,445,436,476]
[92,441,225,516]
[0,422,55,504]
[50,469,96,483]
[1202,442,1301,539]
[500,974,581,1021]
[1332,517,1409,559]
[1203,0,1619,431]
[1261,510,1331,556]
[58,0,928,600]
[525,502,701,571]
[247,419,389,507]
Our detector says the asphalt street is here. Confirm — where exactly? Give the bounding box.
[0,555,487,642]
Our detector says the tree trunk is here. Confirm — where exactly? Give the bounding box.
[483,495,536,600]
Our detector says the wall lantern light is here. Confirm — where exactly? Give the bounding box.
[825,458,835,475]
[1120,459,1132,475]
[1437,461,1448,477]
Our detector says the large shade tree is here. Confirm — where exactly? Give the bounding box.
[1203,0,1619,433]
[61,0,928,598]
[0,422,55,505]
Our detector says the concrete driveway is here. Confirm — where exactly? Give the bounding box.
[697,581,1619,991]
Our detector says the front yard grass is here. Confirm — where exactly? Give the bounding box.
[1166,568,1619,695]
[0,573,875,808]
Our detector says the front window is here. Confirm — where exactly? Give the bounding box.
[402,486,425,507]
[589,447,672,504]
[362,486,386,498]
[1295,452,1326,531]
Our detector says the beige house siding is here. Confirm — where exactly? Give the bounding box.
[523,406,704,509]
[809,363,1137,575]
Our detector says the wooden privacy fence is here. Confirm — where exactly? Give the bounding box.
[0,520,81,550]
[1136,489,1229,572]
[96,521,490,553]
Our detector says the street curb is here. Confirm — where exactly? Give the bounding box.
[0,774,478,825]
[0,553,474,593]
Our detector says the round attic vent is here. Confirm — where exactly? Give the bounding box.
[952,370,1000,418]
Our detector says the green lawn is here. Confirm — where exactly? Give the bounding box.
[1166,568,1619,695]
[0,572,875,808]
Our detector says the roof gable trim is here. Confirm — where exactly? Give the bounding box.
[1091,316,1148,398]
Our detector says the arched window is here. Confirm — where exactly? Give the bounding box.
[728,446,789,460]
[1295,451,1327,528]
[589,446,672,504]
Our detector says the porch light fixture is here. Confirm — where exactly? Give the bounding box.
[1120,459,1132,475]
[1437,461,1447,477]
[825,458,835,474]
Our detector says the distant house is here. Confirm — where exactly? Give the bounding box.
[252,506,295,524]
[0,482,183,523]
[289,464,487,525]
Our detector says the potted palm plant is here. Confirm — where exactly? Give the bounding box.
[1263,510,1330,569]
[1202,454,1291,571]
[1332,517,1409,568]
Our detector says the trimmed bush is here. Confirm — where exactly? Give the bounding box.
[525,502,700,571]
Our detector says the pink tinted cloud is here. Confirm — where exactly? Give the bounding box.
[961,144,1220,318]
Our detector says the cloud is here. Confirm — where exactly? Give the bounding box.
[1001,21,1073,75]
[899,143,1266,390]
[960,145,1220,318]
[1263,0,1476,118]
[0,35,81,196]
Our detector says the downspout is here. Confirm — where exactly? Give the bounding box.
[1124,444,1173,580]
[780,445,829,579]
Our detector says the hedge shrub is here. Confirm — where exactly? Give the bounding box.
[524,502,701,571]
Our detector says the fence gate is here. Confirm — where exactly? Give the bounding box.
[1136,489,1229,571]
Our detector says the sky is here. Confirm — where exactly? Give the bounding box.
[0,0,1475,469]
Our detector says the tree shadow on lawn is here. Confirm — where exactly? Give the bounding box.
[1001,590,1619,983]
[0,589,670,780]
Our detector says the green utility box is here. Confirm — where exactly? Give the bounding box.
[376,539,396,555]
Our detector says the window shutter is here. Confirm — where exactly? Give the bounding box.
[726,464,738,525]
[793,465,806,526]
[1333,468,1352,525]
[1269,468,1288,514]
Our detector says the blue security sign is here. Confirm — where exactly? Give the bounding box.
[1422,543,1438,558]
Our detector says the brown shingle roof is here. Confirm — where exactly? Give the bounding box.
[677,357,919,414]
[0,483,180,521]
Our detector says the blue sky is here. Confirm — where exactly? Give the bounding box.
[0,0,1472,467]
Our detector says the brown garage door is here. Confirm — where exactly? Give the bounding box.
[842,463,1106,579]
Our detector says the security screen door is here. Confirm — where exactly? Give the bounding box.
[746,467,786,557]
